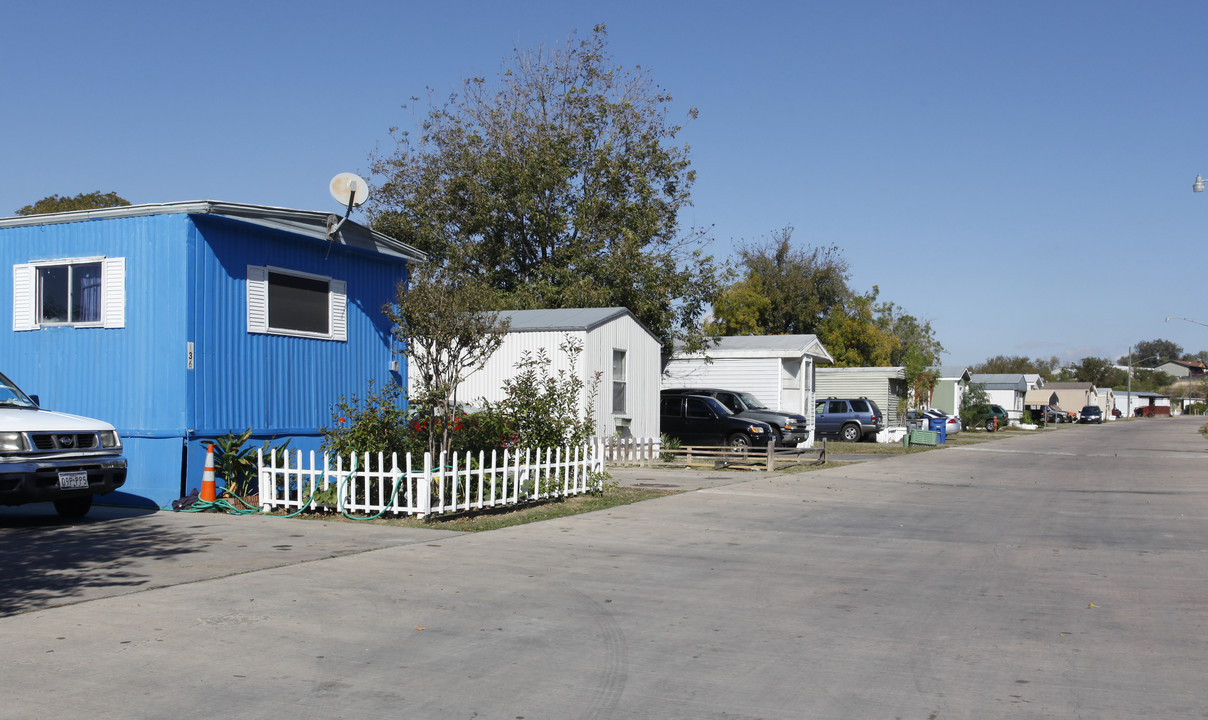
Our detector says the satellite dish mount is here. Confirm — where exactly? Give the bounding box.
[326,172,370,240]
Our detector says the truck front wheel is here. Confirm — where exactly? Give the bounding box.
[54,495,93,519]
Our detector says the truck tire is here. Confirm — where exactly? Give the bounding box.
[54,495,93,519]
[727,433,752,448]
[840,423,861,442]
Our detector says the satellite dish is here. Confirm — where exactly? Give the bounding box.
[326,172,370,241]
[329,172,369,207]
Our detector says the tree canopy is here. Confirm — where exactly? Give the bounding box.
[707,227,850,338]
[368,25,720,353]
[1116,339,1183,367]
[970,355,1060,379]
[708,228,943,368]
[1069,356,1127,388]
[16,191,131,216]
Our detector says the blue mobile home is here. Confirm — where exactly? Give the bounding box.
[0,201,423,508]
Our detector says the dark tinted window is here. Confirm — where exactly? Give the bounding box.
[850,400,869,413]
[268,271,329,335]
[685,398,712,419]
[827,400,847,414]
[660,397,681,416]
[715,392,742,413]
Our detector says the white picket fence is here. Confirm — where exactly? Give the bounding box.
[256,442,604,518]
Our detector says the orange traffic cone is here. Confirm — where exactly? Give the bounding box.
[200,443,217,502]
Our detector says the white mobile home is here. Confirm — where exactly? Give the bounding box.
[450,307,661,440]
[970,373,1034,422]
[661,334,833,441]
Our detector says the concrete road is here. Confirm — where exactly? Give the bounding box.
[2,417,1206,718]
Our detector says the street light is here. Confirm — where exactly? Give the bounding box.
[1166,315,1208,329]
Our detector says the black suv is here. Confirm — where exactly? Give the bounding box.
[661,388,808,446]
[659,393,774,447]
[814,397,884,442]
[1078,405,1103,424]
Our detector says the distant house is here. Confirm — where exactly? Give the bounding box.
[452,307,661,441]
[1115,391,1171,417]
[1096,387,1116,419]
[928,366,971,416]
[970,373,1035,421]
[815,366,907,428]
[661,335,833,443]
[1,201,424,508]
[1023,388,1060,417]
[1042,382,1099,413]
[1155,359,1208,378]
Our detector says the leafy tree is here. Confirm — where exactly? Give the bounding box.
[16,191,131,216]
[1127,368,1174,393]
[959,382,992,429]
[971,355,1060,380]
[368,25,720,354]
[873,295,944,367]
[818,290,898,367]
[1071,357,1127,388]
[384,265,510,458]
[705,278,770,336]
[1117,339,1182,367]
[709,226,851,337]
[903,346,937,414]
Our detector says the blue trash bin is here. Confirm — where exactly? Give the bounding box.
[927,416,947,444]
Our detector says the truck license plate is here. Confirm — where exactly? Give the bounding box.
[58,471,89,489]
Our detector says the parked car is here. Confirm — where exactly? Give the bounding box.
[908,408,961,436]
[814,397,884,442]
[0,371,127,518]
[1079,405,1103,424]
[967,403,1010,431]
[661,388,808,446]
[659,393,774,448]
[1039,405,1071,424]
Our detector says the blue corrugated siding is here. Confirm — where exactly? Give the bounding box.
[0,214,190,434]
[188,214,406,437]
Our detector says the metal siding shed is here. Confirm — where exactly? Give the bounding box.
[815,367,908,427]
[451,307,661,440]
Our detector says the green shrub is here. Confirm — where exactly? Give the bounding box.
[213,428,290,497]
[487,337,599,449]
[321,380,417,464]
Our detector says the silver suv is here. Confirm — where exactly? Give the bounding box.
[814,397,884,442]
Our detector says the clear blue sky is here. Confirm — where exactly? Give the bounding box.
[4,1,1207,367]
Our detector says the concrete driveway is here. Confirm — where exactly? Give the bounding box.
[2,417,1207,718]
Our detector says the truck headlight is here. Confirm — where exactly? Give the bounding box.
[99,431,120,448]
[749,425,765,434]
[0,432,26,452]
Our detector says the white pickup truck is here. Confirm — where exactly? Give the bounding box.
[0,371,127,518]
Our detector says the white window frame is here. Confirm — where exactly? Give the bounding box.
[612,348,627,415]
[12,256,125,331]
[247,265,346,342]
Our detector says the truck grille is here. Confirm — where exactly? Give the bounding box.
[30,433,97,451]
